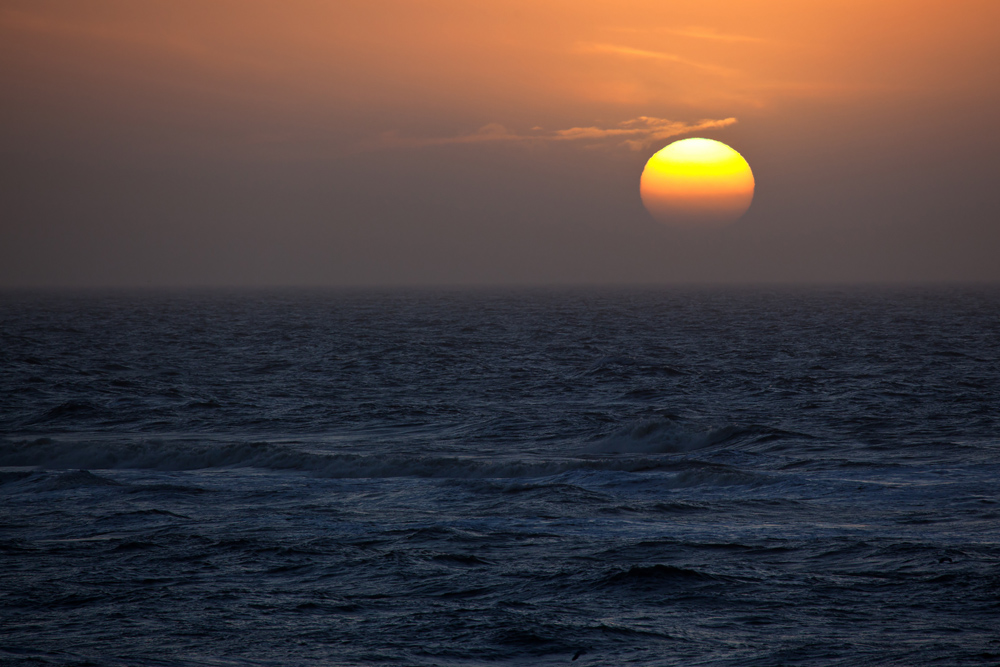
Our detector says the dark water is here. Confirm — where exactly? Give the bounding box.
[2,287,999,666]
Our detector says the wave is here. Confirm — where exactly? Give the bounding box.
[0,437,769,485]
[589,418,793,454]
[0,469,125,492]
[31,400,108,423]
[583,356,686,378]
[38,469,122,491]
[600,564,719,586]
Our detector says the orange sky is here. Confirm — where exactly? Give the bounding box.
[4,0,998,153]
[1,0,998,285]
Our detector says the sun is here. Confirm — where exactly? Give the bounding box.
[640,138,754,227]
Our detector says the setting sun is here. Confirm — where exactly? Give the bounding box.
[640,138,754,227]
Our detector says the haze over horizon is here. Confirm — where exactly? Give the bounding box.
[2,0,998,287]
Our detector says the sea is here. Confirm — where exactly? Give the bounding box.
[1,287,998,666]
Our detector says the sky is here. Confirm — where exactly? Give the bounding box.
[1,0,998,287]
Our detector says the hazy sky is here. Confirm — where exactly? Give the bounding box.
[2,0,998,287]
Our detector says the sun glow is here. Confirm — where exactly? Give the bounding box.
[640,138,754,227]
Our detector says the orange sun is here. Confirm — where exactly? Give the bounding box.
[640,138,754,227]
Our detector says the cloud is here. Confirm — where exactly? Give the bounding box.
[664,27,768,44]
[580,43,738,76]
[607,25,768,45]
[553,116,738,150]
[378,117,738,152]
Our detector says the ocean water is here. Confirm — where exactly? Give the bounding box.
[1,287,998,666]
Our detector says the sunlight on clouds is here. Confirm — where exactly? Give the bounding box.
[554,117,738,150]
[3,0,998,160]
[377,117,738,152]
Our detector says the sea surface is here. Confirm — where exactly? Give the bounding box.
[1,287,999,666]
